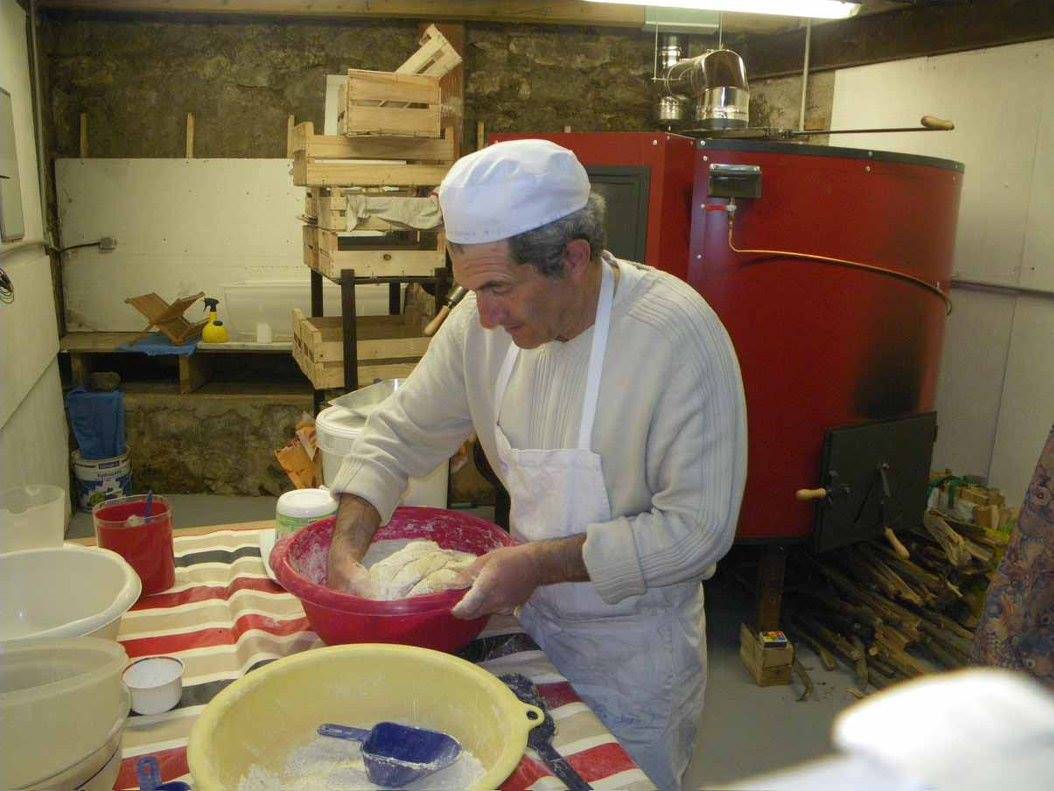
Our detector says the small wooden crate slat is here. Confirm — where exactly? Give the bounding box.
[293,157,450,188]
[303,224,320,270]
[397,24,463,79]
[304,187,320,220]
[291,308,429,390]
[339,71,441,138]
[289,122,456,163]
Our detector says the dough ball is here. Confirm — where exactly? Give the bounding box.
[365,540,478,601]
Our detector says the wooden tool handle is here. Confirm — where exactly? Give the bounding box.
[883,527,911,559]
[424,304,452,337]
[796,487,828,502]
[921,115,954,130]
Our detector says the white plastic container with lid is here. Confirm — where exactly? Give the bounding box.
[275,488,339,539]
[0,638,129,790]
[314,405,448,509]
[0,484,68,553]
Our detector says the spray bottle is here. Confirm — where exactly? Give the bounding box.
[201,297,230,344]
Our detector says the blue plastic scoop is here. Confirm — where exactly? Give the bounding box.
[318,721,462,788]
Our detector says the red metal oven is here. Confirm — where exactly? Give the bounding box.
[494,132,963,546]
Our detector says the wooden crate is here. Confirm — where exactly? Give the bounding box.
[338,70,441,138]
[288,122,456,163]
[739,624,794,687]
[291,308,430,390]
[293,156,450,188]
[304,225,446,281]
[305,187,419,227]
[316,193,438,233]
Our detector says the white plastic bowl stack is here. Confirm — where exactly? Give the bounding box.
[0,638,131,790]
[0,545,141,644]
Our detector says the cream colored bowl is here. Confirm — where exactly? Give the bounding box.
[0,638,129,789]
[189,643,543,791]
[0,545,141,644]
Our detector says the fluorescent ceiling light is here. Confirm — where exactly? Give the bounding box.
[586,0,861,20]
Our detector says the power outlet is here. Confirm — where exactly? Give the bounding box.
[99,236,117,252]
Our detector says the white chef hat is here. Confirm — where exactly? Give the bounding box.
[437,139,591,244]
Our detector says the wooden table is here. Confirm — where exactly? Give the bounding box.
[85,520,654,789]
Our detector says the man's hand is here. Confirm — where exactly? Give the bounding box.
[451,545,542,620]
[451,535,589,620]
[326,536,373,595]
[326,493,381,594]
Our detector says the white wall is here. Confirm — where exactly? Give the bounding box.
[57,158,392,339]
[0,0,68,493]
[831,39,1054,504]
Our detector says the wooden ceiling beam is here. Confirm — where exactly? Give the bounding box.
[35,0,646,28]
[737,0,1054,80]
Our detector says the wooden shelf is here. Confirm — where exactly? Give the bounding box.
[60,332,293,395]
[60,333,290,353]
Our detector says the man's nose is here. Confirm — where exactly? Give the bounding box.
[476,294,504,329]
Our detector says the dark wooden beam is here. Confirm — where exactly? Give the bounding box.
[738,0,1054,80]
[36,0,644,27]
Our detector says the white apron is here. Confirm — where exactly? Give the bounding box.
[493,261,706,791]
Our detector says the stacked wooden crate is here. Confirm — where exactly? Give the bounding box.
[289,25,461,391]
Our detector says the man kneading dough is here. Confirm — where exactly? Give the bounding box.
[327,140,747,790]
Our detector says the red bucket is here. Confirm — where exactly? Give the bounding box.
[92,495,175,596]
[270,507,516,653]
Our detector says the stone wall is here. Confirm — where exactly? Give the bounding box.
[750,71,834,135]
[124,390,310,496]
[39,14,659,159]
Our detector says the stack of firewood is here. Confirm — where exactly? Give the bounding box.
[785,477,1014,693]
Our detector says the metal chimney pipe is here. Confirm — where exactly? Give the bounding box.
[666,47,750,130]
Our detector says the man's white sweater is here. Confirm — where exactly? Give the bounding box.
[332,254,747,608]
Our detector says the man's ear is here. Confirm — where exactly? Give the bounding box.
[564,238,592,281]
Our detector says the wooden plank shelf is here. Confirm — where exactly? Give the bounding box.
[60,332,291,395]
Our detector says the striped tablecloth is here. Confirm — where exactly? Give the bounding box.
[111,527,654,790]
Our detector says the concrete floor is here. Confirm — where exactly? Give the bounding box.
[70,494,859,786]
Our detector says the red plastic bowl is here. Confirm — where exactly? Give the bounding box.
[270,507,516,653]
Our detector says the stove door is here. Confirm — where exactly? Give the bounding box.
[812,412,938,552]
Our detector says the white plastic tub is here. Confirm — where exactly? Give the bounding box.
[275,488,338,539]
[223,280,397,341]
[315,405,448,508]
[0,545,142,645]
[0,484,68,553]
[0,638,129,789]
